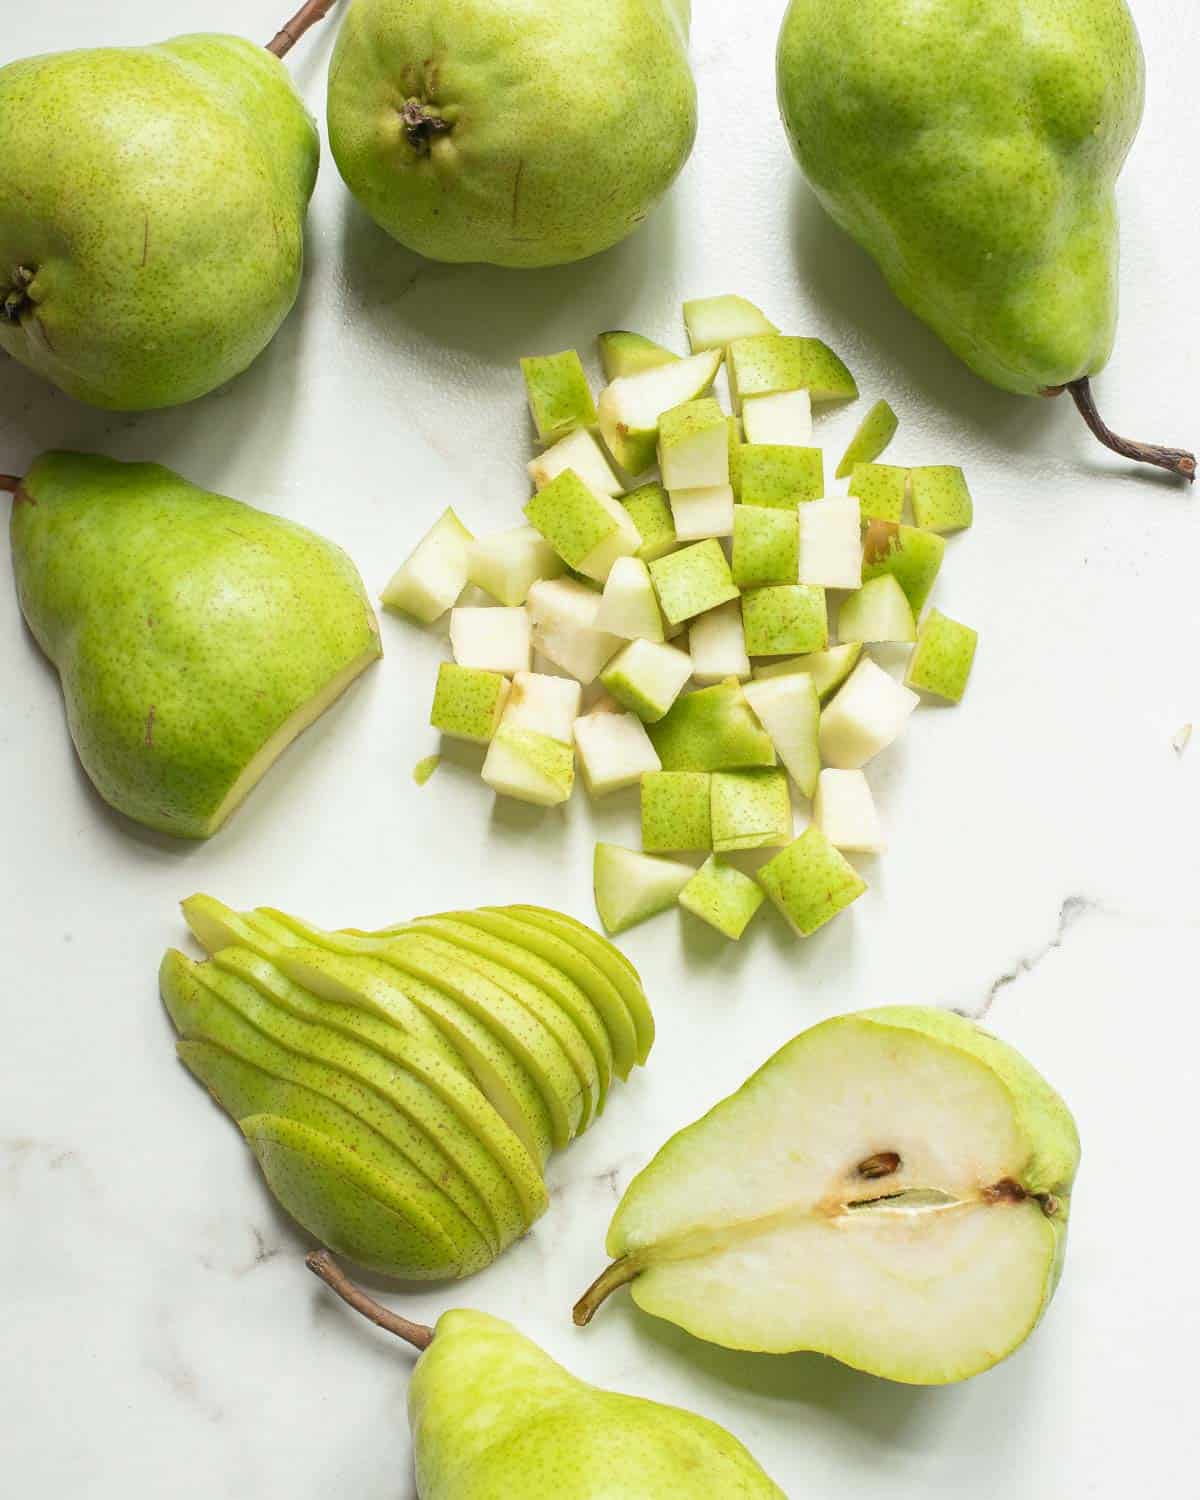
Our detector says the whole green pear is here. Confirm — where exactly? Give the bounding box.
[307,1251,785,1499]
[327,0,698,267]
[778,0,1194,480]
[7,454,381,837]
[0,28,319,410]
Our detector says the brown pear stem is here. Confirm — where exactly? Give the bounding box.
[0,474,20,494]
[572,1256,641,1327]
[305,1249,434,1351]
[266,0,339,58]
[1053,378,1196,483]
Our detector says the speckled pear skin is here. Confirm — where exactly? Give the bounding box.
[11,453,381,838]
[0,36,318,410]
[410,1310,786,1498]
[778,0,1145,395]
[327,0,698,268]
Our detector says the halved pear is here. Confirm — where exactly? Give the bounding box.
[575,1007,1080,1386]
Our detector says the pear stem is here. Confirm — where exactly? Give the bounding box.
[305,1249,434,1351]
[572,1256,640,1327]
[1057,378,1196,483]
[0,474,20,494]
[266,0,339,59]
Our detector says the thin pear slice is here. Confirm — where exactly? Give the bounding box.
[212,945,546,1233]
[162,953,492,1275]
[498,906,655,1066]
[575,1007,1079,1386]
[397,915,614,1108]
[248,911,554,1167]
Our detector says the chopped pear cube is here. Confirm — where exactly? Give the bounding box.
[524,468,639,582]
[910,465,973,533]
[729,335,858,405]
[678,856,765,939]
[502,671,581,742]
[688,600,751,685]
[527,577,622,683]
[600,639,693,723]
[756,826,867,936]
[740,445,824,507]
[597,330,679,382]
[467,525,563,606]
[575,710,662,796]
[380,507,473,623]
[819,659,919,769]
[658,397,729,491]
[861,520,945,613]
[594,556,665,641]
[728,417,744,500]
[520,350,596,443]
[837,574,916,644]
[814,768,886,853]
[683,295,778,352]
[648,539,739,625]
[796,496,862,589]
[597,349,723,477]
[528,427,622,495]
[711,768,792,852]
[430,663,510,744]
[742,584,828,656]
[594,843,694,934]
[621,482,678,562]
[741,389,813,446]
[668,482,736,541]
[647,682,777,772]
[449,605,532,675]
[481,724,574,806]
[641,771,713,851]
[835,399,899,479]
[732,505,799,588]
[750,641,862,702]
[849,463,909,524]
[743,673,820,798]
[905,608,978,702]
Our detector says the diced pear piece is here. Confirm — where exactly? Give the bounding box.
[467,525,563,606]
[819,659,918,769]
[450,606,532,675]
[520,350,596,443]
[575,709,662,796]
[743,673,820,798]
[598,349,723,477]
[668,483,735,541]
[727,418,744,500]
[711,768,792,852]
[600,640,693,723]
[482,725,574,807]
[620,482,678,563]
[594,844,693,935]
[648,682,776,772]
[756,826,867,935]
[741,389,812,446]
[905,609,978,702]
[729,335,858,406]
[502,672,581,742]
[527,578,623,684]
[814,769,885,853]
[598,331,679,382]
[381,507,473,623]
[595,557,666,642]
[648,539,739,625]
[430,664,510,744]
[861,520,946,613]
[529,428,622,496]
[742,584,828,656]
[641,771,712,852]
[751,641,862,702]
[849,463,909,524]
[683,295,778,353]
[678,857,765,940]
[740,445,824,507]
[524,469,640,583]
[732,506,798,588]
[835,399,899,479]
[910,466,974,533]
[658,397,729,491]
[797,496,862,589]
[688,600,750,686]
[837,574,916,644]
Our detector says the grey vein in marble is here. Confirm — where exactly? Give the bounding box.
[962,896,1097,1020]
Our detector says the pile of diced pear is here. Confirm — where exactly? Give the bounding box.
[384,297,978,944]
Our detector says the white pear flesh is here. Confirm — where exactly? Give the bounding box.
[668,483,735,541]
[528,428,622,495]
[598,350,723,476]
[381,508,473,623]
[467,525,564,607]
[743,674,820,798]
[683,295,778,352]
[501,672,581,743]
[688,601,750,685]
[797,496,863,590]
[814,768,885,853]
[575,710,662,796]
[481,725,574,807]
[450,606,532,675]
[595,557,666,642]
[741,390,813,445]
[527,579,623,684]
[594,843,694,934]
[819,659,919,769]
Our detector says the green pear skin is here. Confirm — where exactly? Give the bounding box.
[0,36,318,409]
[327,0,697,267]
[10,454,381,838]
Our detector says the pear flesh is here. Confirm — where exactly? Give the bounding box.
[9,453,381,838]
[577,1006,1079,1385]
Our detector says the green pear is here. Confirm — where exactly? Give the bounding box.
[7,453,380,838]
[0,10,329,409]
[307,1250,786,1498]
[327,0,697,268]
[641,771,712,852]
[575,1007,1080,1386]
[778,1,1195,480]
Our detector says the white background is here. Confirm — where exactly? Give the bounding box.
[2,2,1198,1495]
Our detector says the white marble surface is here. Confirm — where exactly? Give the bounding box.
[2,2,1198,1495]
